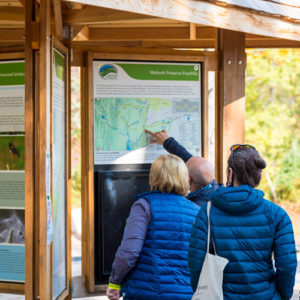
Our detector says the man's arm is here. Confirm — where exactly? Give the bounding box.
[146,129,193,162]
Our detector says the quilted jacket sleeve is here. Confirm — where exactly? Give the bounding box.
[273,207,297,300]
[188,206,208,291]
[163,137,193,163]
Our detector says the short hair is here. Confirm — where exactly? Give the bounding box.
[149,154,189,196]
[228,147,266,187]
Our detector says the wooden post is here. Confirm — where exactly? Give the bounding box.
[38,0,51,299]
[25,0,35,298]
[215,29,246,183]
[80,64,87,278]
[67,38,73,300]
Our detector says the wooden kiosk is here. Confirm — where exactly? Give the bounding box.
[0,0,300,299]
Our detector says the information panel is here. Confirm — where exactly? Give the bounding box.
[52,48,66,299]
[93,60,202,165]
[0,60,25,282]
[0,61,25,133]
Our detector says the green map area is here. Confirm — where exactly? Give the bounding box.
[94,98,173,151]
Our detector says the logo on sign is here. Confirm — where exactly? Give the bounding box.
[99,64,117,79]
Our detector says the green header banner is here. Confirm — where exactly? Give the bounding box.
[116,63,200,81]
[0,62,25,86]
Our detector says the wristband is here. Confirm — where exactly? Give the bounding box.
[109,282,121,290]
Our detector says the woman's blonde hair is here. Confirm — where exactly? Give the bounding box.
[149,154,189,196]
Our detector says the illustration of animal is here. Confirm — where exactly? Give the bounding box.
[0,211,25,244]
[8,142,20,160]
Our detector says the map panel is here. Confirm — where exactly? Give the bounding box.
[94,97,201,163]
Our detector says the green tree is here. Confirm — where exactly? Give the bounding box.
[246,49,300,205]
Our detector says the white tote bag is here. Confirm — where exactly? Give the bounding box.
[191,201,229,300]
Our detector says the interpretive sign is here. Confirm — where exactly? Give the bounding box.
[93,60,202,165]
[0,59,25,283]
[0,61,25,133]
[52,48,66,299]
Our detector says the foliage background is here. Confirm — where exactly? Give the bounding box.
[246,49,300,206]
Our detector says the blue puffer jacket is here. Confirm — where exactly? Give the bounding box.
[121,191,200,300]
[188,185,297,300]
[187,180,222,207]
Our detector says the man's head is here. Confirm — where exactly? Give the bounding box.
[186,157,214,192]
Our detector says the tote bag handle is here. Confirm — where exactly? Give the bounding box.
[191,201,229,300]
[206,201,216,254]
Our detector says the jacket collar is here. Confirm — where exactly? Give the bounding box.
[210,185,264,214]
[188,183,212,199]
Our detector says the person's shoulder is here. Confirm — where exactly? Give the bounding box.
[181,195,201,210]
[211,179,223,190]
[133,197,151,210]
[261,197,290,223]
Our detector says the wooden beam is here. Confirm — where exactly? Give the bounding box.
[216,29,246,183]
[65,0,300,41]
[72,46,217,69]
[71,2,84,9]
[82,19,188,28]
[0,0,23,7]
[63,6,157,25]
[0,28,25,42]
[73,26,215,41]
[0,7,24,22]
[71,29,300,49]
[0,44,24,51]
[73,25,89,41]
[71,39,215,49]
[0,283,24,294]
[245,35,300,48]
[53,0,63,39]
[190,23,196,40]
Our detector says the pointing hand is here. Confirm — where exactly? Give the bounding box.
[145,129,170,145]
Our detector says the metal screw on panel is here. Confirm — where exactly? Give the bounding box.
[228,60,232,64]
[238,60,242,65]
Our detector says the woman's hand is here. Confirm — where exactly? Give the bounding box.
[106,285,121,300]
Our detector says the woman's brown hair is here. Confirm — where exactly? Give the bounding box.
[228,147,266,187]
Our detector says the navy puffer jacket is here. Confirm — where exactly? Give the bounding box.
[188,185,297,300]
